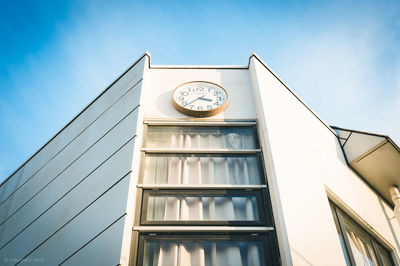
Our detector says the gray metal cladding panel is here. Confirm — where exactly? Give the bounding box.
[0,173,132,265]
[0,86,141,223]
[0,137,135,249]
[61,216,126,266]
[0,57,144,203]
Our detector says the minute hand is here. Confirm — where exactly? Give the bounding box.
[184,95,206,107]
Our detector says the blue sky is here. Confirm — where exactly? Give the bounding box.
[1,0,399,182]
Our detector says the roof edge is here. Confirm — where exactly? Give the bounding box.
[149,65,248,69]
[0,52,149,187]
[330,125,400,154]
[147,52,247,69]
[248,53,338,137]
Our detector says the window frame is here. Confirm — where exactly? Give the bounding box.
[140,188,273,226]
[136,233,280,266]
[131,121,280,266]
[138,152,266,185]
[144,124,260,150]
[330,201,395,266]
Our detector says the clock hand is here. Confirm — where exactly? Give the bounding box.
[198,97,212,102]
[184,94,206,107]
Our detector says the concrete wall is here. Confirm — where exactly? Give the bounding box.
[249,55,400,266]
[0,55,146,265]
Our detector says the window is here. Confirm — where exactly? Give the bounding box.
[142,154,264,185]
[133,122,280,266]
[141,189,272,226]
[137,234,279,266]
[330,202,394,266]
[145,126,259,150]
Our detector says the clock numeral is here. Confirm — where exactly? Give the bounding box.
[173,83,227,117]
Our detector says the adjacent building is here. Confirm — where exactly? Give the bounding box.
[0,53,399,265]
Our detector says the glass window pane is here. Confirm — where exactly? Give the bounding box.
[329,205,351,266]
[143,239,266,266]
[145,195,259,222]
[340,214,379,266]
[146,126,258,149]
[142,154,265,185]
[330,204,394,266]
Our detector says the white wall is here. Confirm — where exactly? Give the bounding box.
[142,67,257,120]
[249,55,400,266]
[0,54,146,265]
[2,52,398,266]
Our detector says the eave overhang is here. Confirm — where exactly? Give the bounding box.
[331,126,400,205]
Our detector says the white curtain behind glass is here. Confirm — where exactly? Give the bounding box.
[144,156,262,185]
[343,221,379,266]
[147,196,258,221]
[144,126,264,266]
[147,127,257,150]
[145,242,262,266]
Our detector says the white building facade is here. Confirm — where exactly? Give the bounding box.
[0,53,399,265]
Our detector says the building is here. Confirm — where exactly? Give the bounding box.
[0,52,399,265]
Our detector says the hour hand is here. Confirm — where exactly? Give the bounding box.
[198,97,212,102]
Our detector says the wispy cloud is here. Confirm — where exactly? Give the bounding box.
[0,4,145,179]
[266,0,400,143]
[0,0,399,181]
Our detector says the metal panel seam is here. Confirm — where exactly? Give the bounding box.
[0,106,139,222]
[0,78,142,196]
[58,214,127,265]
[0,136,136,249]
[0,52,147,188]
[14,172,132,264]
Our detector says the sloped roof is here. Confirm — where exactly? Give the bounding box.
[332,126,400,205]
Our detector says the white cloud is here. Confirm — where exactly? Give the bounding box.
[0,8,145,181]
[1,0,399,182]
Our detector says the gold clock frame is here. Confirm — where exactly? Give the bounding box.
[172,81,229,117]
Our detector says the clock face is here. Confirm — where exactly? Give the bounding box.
[172,81,228,117]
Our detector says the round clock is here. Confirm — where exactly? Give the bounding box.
[172,81,228,117]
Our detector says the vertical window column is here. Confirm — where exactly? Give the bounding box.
[133,123,280,266]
